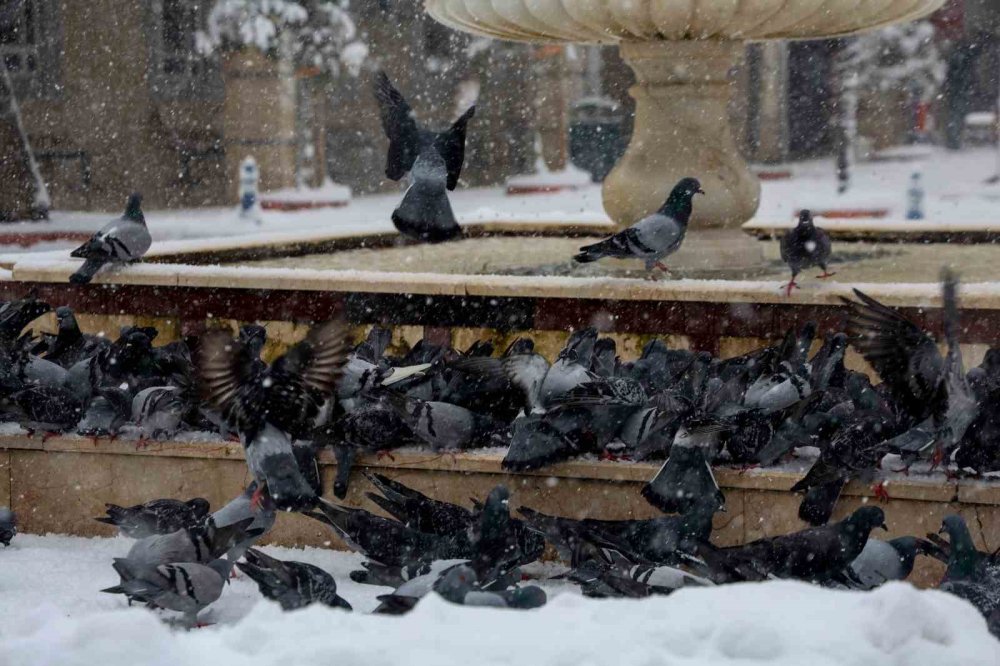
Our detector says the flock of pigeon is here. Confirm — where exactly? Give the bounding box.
[0,70,996,634]
[0,263,998,630]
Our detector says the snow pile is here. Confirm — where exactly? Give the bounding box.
[2,534,998,666]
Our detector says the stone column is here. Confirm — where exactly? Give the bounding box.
[222,49,297,198]
[755,43,790,164]
[532,45,570,171]
[602,41,761,230]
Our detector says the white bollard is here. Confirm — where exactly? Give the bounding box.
[239,156,261,223]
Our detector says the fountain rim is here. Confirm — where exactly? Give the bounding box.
[4,219,1000,310]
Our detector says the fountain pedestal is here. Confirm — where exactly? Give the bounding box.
[425,0,945,230]
[602,41,759,229]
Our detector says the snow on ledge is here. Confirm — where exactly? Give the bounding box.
[9,257,1000,309]
[3,581,997,666]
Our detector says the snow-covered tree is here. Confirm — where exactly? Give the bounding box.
[197,0,368,76]
[853,20,945,102]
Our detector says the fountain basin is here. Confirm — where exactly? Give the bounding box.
[426,0,944,42]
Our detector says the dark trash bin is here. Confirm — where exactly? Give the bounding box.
[569,98,627,183]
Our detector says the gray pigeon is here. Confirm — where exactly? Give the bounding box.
[210,482,276,570]
[0,507,16,546]
[77,387,132,438]
[124,516,260,568]
[574,177,703,272]
[843,536,940,589]
[96,497,210,539]
[641,423,727,514]
[237,548,352,611]
[780,209,833,295]
[384,392,508,451]
[938,515,1000,635]
[435,564,546,609]
[104,558,229,626]
[131,386,186,440]
[70,193,152,284]
[374,71,475,243]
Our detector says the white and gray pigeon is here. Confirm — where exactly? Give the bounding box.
[843,536,939,590]
[0,507,16,546]
[374,71,475,243]
[780,209,833,295]
[104,558,229,626]
[574,177,703,273]
[69,192,152,284]
[131,385,186,440]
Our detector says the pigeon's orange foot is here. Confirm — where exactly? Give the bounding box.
[599,451,631,463]
[784,281,800,297]
[41,431,60,443]
[375,449,396,462]
[654,262,672,273]
[738,463,760,475]
[134,438,150,451]
[816,271,837,279]
[250,484,266,511]
[871,481,890,503]
[929,447,946,472]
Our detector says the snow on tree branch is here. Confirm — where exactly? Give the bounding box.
[197,0,369,76]
[852,20,944,101]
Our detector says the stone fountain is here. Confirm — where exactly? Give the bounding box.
[425,0,944,229]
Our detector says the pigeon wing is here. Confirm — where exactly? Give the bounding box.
[435,105,476,191]
[374,71,421,180]
[198,328,265,432]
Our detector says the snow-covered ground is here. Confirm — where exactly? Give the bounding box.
[4,146,998,254]
[1,534,998,666]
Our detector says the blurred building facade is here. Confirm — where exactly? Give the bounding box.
[0,0,997,217]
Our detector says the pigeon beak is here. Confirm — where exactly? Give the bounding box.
[697,188,705,195]
[880,522,889,532]
[938,525,947,535]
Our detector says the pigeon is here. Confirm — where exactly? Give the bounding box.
[791,410,900,526]
[76,387,132,438]
[373,562,543,614]
[365,475,543,581]
[210,482,277,569]
[237,548,352,611]
[0,293,51,347]
[937,514,1000,634]
[696,506,888,583]
[131,386,188,440]
[304,498,469,569]
[573,177,703,272]
[3,384,84,434]
[518,494,717,567]
[199,319,350,510]
[384,392,509,452]
[96,497,211,539]
[104,558,229,626]
[37,306,110,368]
[373,71,475,243]
[434,564,546,609]
[0,507,16,546]
[780,210,834,295]
[842,270,976,466]
[123,516,260,569]
[371,560,468,614]
[69,193,152,284]
[840,536,941,589]
[641,424,727,515]
[319,399,416,499]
